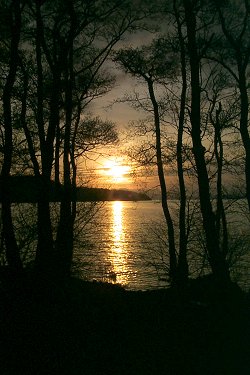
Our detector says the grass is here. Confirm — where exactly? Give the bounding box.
[0,272,249,375]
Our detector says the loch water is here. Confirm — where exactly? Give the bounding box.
[74,200,167,290]
[2,200,249,291]
[73,200,250,291]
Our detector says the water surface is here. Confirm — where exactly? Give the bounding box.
[73,199,250,290]
[2,200,249,291]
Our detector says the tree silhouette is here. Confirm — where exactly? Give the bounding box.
[183,0,230,284]
[0,0,156,279]
[115,39,189,285]
[0,0,22,272]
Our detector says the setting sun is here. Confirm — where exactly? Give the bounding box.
[103,160,131,183]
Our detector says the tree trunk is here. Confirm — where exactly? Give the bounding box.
[56,92,73,278]
[34,2,54,273]
[35,187,54,275]
[19,59,40,176]
[213,103,229,257]
[55,21,75,278]
[1,0,22,272]
[217,3,250,211]
[174,0,188,284]
[238,67,250,210]
[147,79,178,283]
[183,0,230,285]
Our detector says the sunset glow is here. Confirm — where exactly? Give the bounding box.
[102,160,131,183]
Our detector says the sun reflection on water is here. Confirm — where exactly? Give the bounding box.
[113,201,123,246]
[109,201,129,285]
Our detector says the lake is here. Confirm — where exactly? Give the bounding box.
[73,200,250,291]
[73,200,168,290]
[1,200,249,291]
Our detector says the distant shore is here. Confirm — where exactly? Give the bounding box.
[0,176,151,202]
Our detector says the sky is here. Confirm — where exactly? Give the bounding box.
[75,3,246,198]
[80,31,161,193]
[79,87,160,193]
[75,13,180,195]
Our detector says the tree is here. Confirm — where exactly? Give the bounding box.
[8,0,155,278]
[209,0,250,210]
[115,37,190,284]
[0,0,23,272]
[183,0,230,284]
[172,0,189,283]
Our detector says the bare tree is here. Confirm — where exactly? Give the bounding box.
[12,0,155,278]
[183,0,230,284]
[173,0,189,284]
[115,39,188,284]
[207,0,250,210]
[0,0,23,272]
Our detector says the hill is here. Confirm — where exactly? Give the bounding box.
[76,186,151,201]
[0,176,151,202]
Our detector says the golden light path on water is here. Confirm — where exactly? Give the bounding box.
[110,201,129,285]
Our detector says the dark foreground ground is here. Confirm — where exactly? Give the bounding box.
[0,273,249,375]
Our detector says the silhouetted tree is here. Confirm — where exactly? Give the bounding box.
[183,0,230,284]
[206,83,229,257]
[5,0,155,278]
[172,0,189,284]
[209,0,250,210]
[0,0,23,272]
[115,38,191,284]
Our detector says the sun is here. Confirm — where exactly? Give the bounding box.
[103,160,131,183]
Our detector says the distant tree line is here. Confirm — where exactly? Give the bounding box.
[0,176,151,202]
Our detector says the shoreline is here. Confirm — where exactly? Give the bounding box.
[0,273,249,374]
